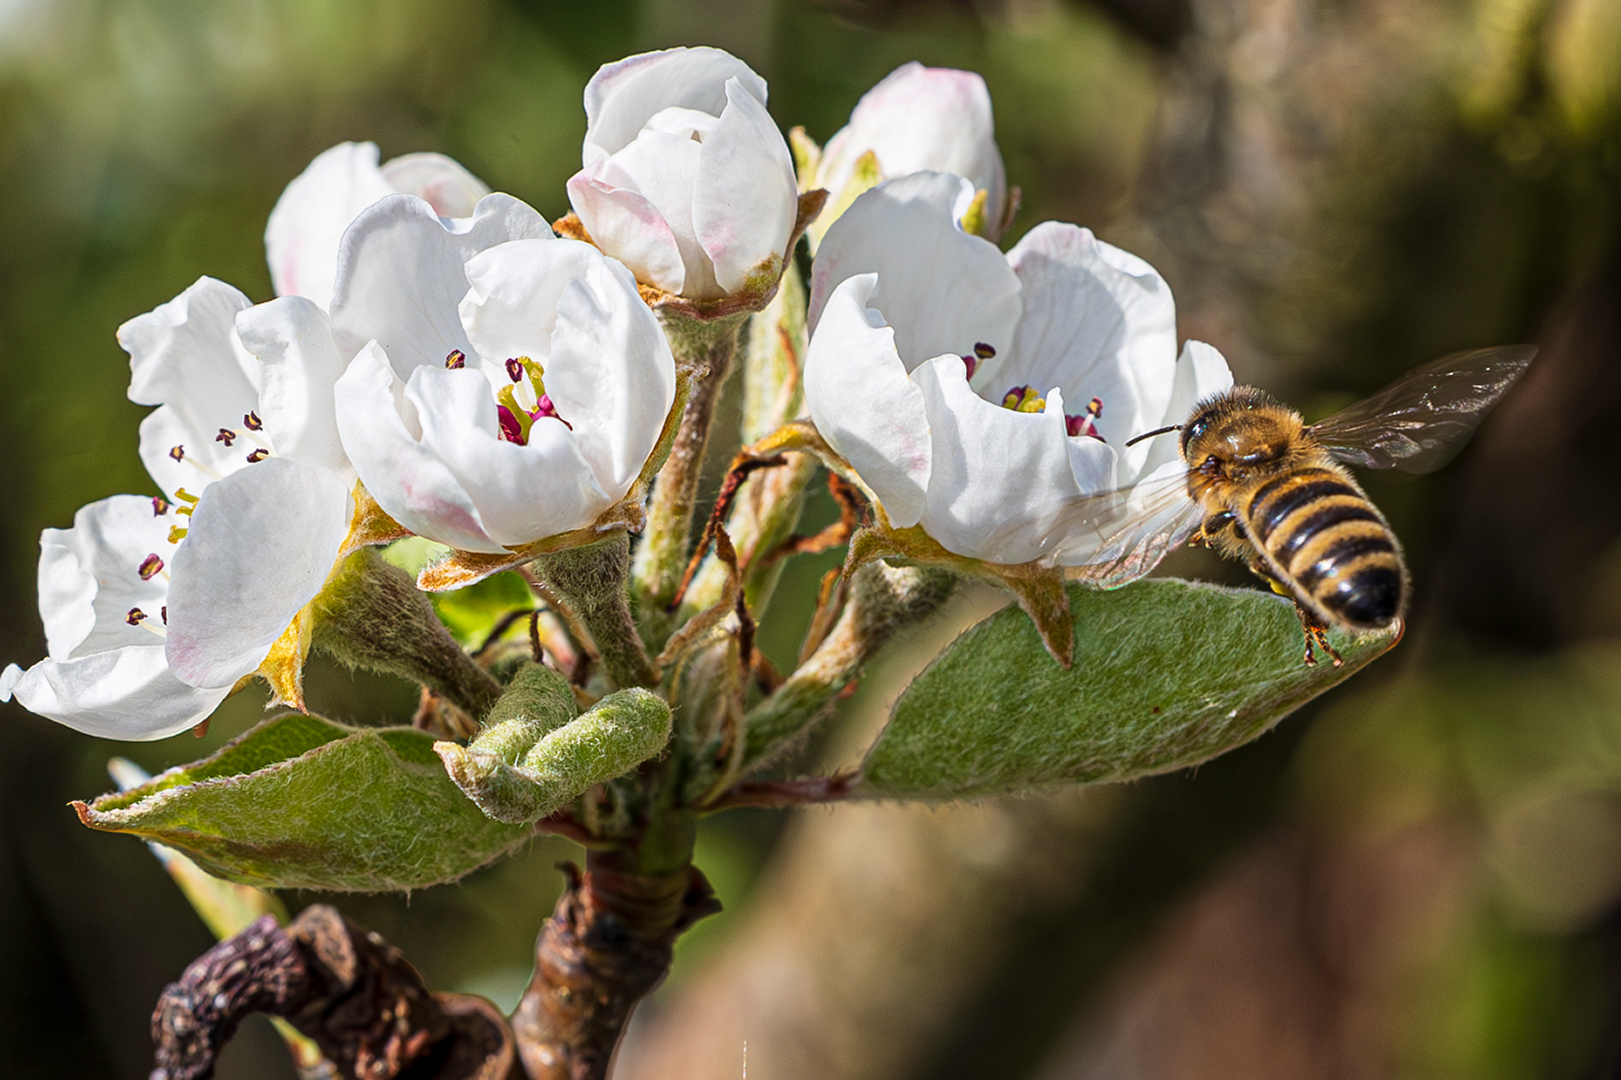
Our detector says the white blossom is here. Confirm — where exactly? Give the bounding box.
[265,141,491,311]
[804,172,1233,567]
[330,195,677,554]
[811,62,1007,245]
[566,47,798,300]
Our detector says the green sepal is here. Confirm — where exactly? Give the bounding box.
[74,714,532,892]
[860,579,1400,800]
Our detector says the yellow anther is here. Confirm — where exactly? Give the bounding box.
[1001,386,1046,413]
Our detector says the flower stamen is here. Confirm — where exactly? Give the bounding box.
[1001,385,1046,413]
[497,355,572,445]
[152,496,170,516]
[167,445,223,481]
[215,428,237,447]
[962,342,996,380]
[445,349,466,370]
[246,448,269,463]
[243,411,263,431]
[138,553,165,580]
[1066,396,1105,441]
[126,607,166,638]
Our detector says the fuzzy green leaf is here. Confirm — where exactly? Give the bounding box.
[75,714,532,891]
[860,579,1398,799]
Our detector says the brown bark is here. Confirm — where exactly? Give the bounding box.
[511,852,721,1080]
[150,905,516,1080]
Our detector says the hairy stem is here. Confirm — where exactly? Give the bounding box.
[313,548,503,721]
[532,534,659,691]
[632,318,743,644]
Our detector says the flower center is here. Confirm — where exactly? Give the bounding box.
[496,355,571,445]
[998,385,1106,442]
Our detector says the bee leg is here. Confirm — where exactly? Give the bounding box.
[1193,510,1236,549]
[1291,603,1344,669]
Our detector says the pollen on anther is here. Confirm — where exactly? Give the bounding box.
[126,607,148,626]
[215,428,237,447]
[138,553,164,580]
[243,411,263,431]
[246,448,269,463]
[152,496,170,516]
[446,350,466,370]
[168,445,186,462]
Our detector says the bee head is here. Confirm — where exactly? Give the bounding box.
[1180,388,1297,473]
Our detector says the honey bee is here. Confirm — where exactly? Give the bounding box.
[1066,346,1536,665]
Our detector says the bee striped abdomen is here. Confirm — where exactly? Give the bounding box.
[1245,467,1403,629]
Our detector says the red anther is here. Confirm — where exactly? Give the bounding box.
[243,411,263,431]
[168,445,185,462]
[138,554,164,580]
[497,404,525,444]
[125,607,147,626]
[445,350,466,370]
[152,496,170,516]
[505,357,524,383]
[246,449,269,463]
[215,429,237,447]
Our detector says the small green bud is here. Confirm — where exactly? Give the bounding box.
[436,682,672,825]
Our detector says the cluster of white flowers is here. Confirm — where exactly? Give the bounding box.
[2,46,1233,741]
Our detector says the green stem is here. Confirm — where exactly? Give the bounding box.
[532,533,659,690]
[632,316,744,645]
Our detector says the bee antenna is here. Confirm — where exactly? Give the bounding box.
[1125,424,1182,448]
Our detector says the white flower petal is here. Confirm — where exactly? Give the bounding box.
[164,458,353,689]
[235,296,353,482]
[592,129,715,296]
[120,276,261,494]
[40,495,174,661]
[405,365,609,546]
[1,649,228,741]
[819,63,1005,221]
[1002,222,1179,478]
[911,354,1092,565]
[334,343,502,553]
[545,261,676,495]
[567,167,688,295]
[802,274,932,528]
[461,239,675,496]
[808,173,1020,372]
[264,142,396,310]
[1138,339,1236,481]
[329,192,551,376]
[583,47,768,163]
[380,152,490,218]
[693,78,797,295]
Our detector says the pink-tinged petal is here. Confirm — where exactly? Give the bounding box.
[911,354,1093,566]
[329,192,551,376]
[39,495,174,661]
[461,240,675,496]
[334,343,501,553]
[120,277,261,495]
[567,166,688,295]
[1003,222,1179,478]
[1,649,228,741]
[601,125,709,287]
[235,296,352,481]
[164,458,353,689]
[404,366,610,547]
[809,173,1020,373]
[803,274,932,528]
[819,64,1005,225]
[694,78,798,295]
[583,47,768,163]
[1135,339,1235,482]
[380,152,490,218]
[264,142,396,310]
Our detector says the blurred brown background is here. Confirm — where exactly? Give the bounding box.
[1,0,1618,1076]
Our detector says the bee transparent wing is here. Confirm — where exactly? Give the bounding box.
[1308,345,1536,474]
[1058,468,1207,590]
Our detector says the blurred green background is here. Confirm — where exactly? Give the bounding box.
[1,0,1619,1076]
